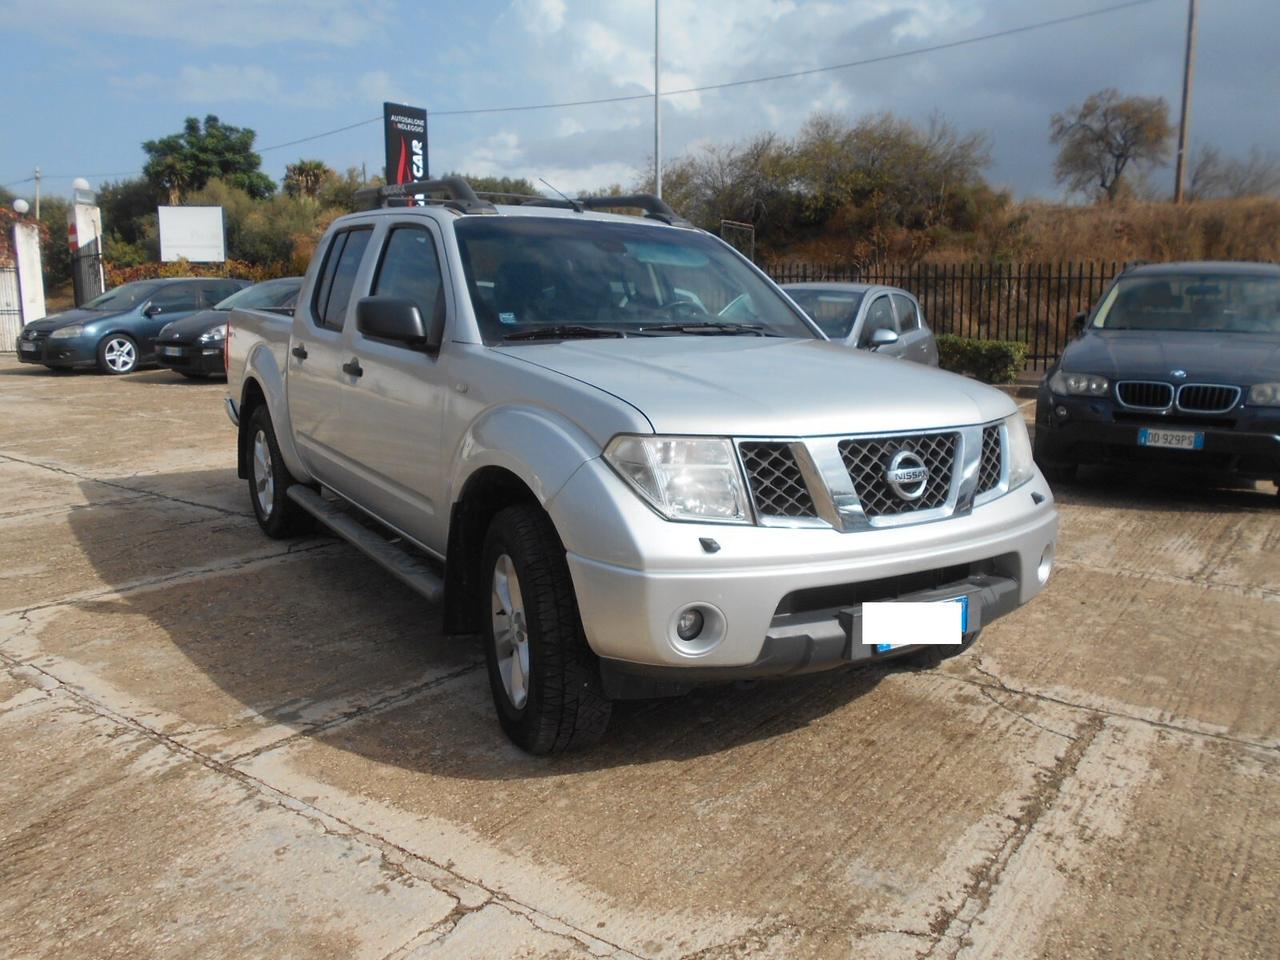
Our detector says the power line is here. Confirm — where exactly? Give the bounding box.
[2,0,1164,183]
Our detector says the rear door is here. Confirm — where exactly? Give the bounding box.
[855,293,906,359]
[330,219,453,548]
[287,225,375,483]
[890,293,936,365]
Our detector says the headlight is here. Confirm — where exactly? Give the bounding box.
[1048,370,1109,397]
[1005,414,1036,490]
[1247,383,1280,407]
[604,436,751,523]
[49,325,85,340]
[158,323,174,338]
[199,324,228,343]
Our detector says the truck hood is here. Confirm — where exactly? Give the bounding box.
[1064,329,1280,383]
[500,336,1015,436]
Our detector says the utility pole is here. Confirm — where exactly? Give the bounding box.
[1173,0,1198,203]
[34,166,41,219]
[654,0,661,199]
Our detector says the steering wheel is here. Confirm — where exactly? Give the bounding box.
[655,298,709,317]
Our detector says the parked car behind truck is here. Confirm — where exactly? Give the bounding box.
[157,277,302,379]
[226,178,1058,753]
[782,282,940,365]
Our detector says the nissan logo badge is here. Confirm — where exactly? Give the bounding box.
[886,450,929,500]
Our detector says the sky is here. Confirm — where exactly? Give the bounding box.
[1,0,1277,203]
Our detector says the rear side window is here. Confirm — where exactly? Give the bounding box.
[312,228,373,330]
[370,226,445,336]
[891,293,920,331]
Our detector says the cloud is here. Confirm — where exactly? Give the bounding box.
[111,65,283,102]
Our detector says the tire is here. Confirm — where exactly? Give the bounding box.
[481,504,611,754]
[246,405,313,538]
[96,334,139,375]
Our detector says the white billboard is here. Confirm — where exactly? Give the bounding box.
[158,206,226,263]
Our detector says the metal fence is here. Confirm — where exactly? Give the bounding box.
[767,260,1124,369]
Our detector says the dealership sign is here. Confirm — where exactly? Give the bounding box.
[383,102,428,194]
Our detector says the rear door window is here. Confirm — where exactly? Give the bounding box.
[312,228,373,331]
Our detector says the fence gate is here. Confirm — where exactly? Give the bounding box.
[0,267,21,353]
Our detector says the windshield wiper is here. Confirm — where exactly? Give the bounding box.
[637,321,770,336]
[502,324,626,341]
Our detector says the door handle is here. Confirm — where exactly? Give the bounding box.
[291,344,308,360]
[342,358,363,378]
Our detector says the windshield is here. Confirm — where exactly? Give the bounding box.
[83,281,159,312]
[1094,273,1280,333]
[215,278,302,310]
[454,217,817,342]
[784,288,865,339]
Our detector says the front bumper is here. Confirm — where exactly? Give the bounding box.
[17,336,97,368]
[155,340,226,376]
[549,458,1057,678]
[1035,391,1280,479]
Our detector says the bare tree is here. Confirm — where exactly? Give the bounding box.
[1050,89,1172,202]
[1188,145,1280,200]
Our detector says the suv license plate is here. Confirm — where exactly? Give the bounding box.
[864,596,968,652]
[1138,428,1203,450]
[161,346,184,356]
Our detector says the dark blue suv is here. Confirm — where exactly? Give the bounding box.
[17,277,247,374]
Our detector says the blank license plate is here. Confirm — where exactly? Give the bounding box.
[863,596,968,652]
[19,343,37,353]
[1138,427,1203,450]
[161,346,185,356]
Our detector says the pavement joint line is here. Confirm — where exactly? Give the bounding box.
[228,658,487,764]
[947,662,1279,755]
[0,451,243,518]
[0,645,645,960]
[0,539,341,621]
[923,713,1106,959]
[1053,556,1280,603]
[0,493,151,523]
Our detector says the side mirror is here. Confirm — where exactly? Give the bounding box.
[1072,310,1088,334]
[356,296,442,352]
[869,328,900,350]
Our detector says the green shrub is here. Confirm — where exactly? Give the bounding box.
[936,334,1027,384]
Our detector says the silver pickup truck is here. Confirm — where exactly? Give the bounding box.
[225,178,1058,754]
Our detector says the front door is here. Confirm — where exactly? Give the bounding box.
[331,220,453,550]
[856,293,907,359]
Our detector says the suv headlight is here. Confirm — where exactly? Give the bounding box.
[1005,414,1036,490]
[605,435,751,523]
[1247,383,1280,407]
[199,324,227,343]
[50,324,85,340]
[1048,370,1109,397]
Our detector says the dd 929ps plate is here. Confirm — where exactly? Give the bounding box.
[1138,427,1204,451]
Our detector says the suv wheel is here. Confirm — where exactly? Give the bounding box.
[482,505,611,754]
[97,334,139,375]
[246,405,313,538]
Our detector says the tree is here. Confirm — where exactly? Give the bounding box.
[282,159,334,200]
[142,115,275,203]
[1188,145,1280,200]
[1049,89,1172,203]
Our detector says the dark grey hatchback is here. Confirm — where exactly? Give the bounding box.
[1034,261,1280,490]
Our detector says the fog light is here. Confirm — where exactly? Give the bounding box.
[676,608,704,641]
[1054,405,1068,420]
[1038,543,1055,584]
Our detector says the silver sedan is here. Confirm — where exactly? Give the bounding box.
[782,282,939,366]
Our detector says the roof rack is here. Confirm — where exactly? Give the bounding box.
[354,176,497,214]
[522,193,691,227]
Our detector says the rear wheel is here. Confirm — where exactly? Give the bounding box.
[246,405,313,538]
[482,505,611,754]
[97,334,138,375]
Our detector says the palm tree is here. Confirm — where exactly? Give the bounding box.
[283,160,332,201]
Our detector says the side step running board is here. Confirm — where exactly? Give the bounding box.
[286,485,444,604]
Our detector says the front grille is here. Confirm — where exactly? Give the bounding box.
[739,442,816,518]
[838,431,958,518]
[1177,383,1240,413]
[1116,381,1173,409]
[976,425,1002,494]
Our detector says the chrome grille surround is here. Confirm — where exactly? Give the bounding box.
[1176,383,1240,414]
[1116,380,1174,411]
[738,441,818,519]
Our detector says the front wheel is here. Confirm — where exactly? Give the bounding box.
[246,405,313,538]
[97,334,139,375]
[482,505,611,754]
